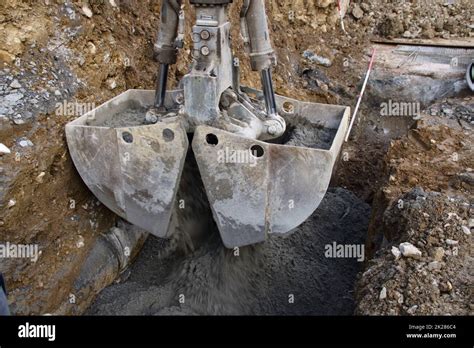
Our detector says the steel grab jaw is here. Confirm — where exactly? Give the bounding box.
[65,90,189,239]
[192,100,349,247]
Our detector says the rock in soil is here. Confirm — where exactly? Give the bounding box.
[356,190,472,315]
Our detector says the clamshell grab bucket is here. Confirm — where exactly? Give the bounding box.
[66,89,349,247]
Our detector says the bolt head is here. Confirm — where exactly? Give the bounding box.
[200,30,210,40]
[200,46,210,56]
[268,125,277,135]
[175,93,184,104]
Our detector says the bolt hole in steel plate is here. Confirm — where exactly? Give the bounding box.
[122,131,133,143]
[206,133,219,145]
[282,101,295,114]
[250,144,264,157]
[163,128,175,142]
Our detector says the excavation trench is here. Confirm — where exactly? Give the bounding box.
[85,44,470,315]
[1,0,471,317]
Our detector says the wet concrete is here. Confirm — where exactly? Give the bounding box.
[86,101,148,127]
[87,185,370,315]
[284,116,337,150]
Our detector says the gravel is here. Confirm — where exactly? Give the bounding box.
[356,190,472,315]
